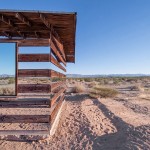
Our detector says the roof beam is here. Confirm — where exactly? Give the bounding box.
[15,13,32,27]
[0,14,25,38]
[39,13,51,29]
[0,14,14,27]
[35,32,40,38]
[17,31,25,38]
[2,31,11,38]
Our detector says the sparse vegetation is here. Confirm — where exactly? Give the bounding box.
[0,87,15,95]
[129,85,144,92]
[8,77,15,84]
[88,81,98,88]
[71,83,85,93]
[89,86,118,98]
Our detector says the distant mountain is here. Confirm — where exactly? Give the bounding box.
[0,74,15,78]
[67,74,150,78]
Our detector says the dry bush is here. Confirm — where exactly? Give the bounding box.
[129,85,144,92]
[71,83,85,93]
[0,87,15,95]
[89,86,118,98]
[88,81,98,88]
[8,78,15,84]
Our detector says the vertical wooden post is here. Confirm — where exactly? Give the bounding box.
[15,43,18,96]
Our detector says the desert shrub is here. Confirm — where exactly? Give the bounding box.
[129,85,144,92]
[89,86,118,98]
[0,87,15,95]
[88,81,98,88]
[8,78,15,84]
[51,77,62,82]
[71,83,85,93]
[84,78,93,82]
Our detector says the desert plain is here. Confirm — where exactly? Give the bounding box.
[0,77,150,150]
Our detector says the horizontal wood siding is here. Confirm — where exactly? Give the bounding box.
[50,70,66,78]
[18,69,65,78]
[50,54,66,72]
[0,115,49,123]
[0,99,50,108]
[50,88,66,106]
[18,84,51,93]
[51,82,65,92]
[50,94,64,123]
[18,69,50,77]
[50,39,66,66]
[52,33,66,61]
[18,54,50,62]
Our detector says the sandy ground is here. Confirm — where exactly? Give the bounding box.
[0,90,150,150]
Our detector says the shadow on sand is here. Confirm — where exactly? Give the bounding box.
[66,94,150,150]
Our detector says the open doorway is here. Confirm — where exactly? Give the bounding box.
[0,43,16,96]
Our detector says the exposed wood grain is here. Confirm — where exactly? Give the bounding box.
[0,10,76,63]
[50,88,66,106]
[0,115,49,123]
[18,69,50,77]
[50,70,66,78]
[18,84,51,93]
[51,82,65,92]
[50,94,64,123]
[52,31,66,61]
[50,39,66,66]
[15,12,32,27]
[18,54,50,62]
[18,69,66,78]
[50,54,66,72]
[0,130,49,135]
[15,43,18,96]
[0,99,50,108]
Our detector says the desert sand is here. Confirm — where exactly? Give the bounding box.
[0,80,150,150]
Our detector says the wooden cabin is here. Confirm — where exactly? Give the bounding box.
[0,9,76,138]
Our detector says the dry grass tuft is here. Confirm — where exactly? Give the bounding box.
[89,86,118,98]
[88,81,98,88]
[0,87,15,95]
[129,85,144,92]
[71,83,85,93]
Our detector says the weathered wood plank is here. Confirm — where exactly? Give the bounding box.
[50,88,66,106]
[15,13,32,27]
[18,39,50,47]
[18,54,50,62]
[18,69,50,77]
[51,82,65,92]
[50,70,66,78]
[52,33,66,61]
[16,43,18,96]
[18,69,66,78]
[0,39,50,47]
[0,130,49,135]
[50,54,66,72]
[0,99,50,108]
[18,84,51,93]
[50,39,66,66]
[50,94,64,123]
[0,96,17,101]
[0,115,49,123]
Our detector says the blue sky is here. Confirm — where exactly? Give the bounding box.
[0,0,150,75]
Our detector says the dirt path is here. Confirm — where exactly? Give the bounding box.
[0,94,149,150]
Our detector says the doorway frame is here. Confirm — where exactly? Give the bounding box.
[0,42,17,97]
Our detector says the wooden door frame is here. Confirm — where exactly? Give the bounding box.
[0,42,17,97]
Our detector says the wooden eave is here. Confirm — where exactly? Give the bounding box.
[0,9,76,63]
